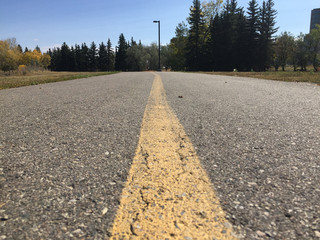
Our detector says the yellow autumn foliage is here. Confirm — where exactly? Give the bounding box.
[0,38,51,73]
[40,54,51,69]
[18,65,27,75]
[0,40,23,72]
[22,50,42,66]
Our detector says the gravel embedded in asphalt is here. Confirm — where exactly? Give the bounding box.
[0,73,154,239]
[161,72,320,239]
[1,72,320,239]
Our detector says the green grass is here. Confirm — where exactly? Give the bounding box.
[0,71,118,90]
[201,71,320,84]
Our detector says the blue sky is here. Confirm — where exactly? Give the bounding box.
[0,0,319,52]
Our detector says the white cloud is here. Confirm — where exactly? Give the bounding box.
[34,38,39,42]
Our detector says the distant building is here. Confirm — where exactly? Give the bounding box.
[310,8,320,32]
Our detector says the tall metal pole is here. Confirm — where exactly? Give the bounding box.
[158,21,160,71]
[153,20,161,71]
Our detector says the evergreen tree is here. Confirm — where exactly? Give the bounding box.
[234,9,248,71]
[88,41,97,71]
[17,45,23,53]
[98,42,108,71]
[258,0,278,71]
[169,0,279,72]
[69,46,76,71]
[106,38,115,71]
[246,0,260,70]
[80,43,89,71]
[215,0,241,70]
[50,47,61,71]
[186,0,206,71]
[35,45,41,52]
[115,33,128,71]
[206,14,222,70]
[60,42,70,71]
[74,44,81,71]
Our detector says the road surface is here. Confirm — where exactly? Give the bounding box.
[1,72,319,239]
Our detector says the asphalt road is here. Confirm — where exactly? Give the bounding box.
[1,72,320,239]
[161,72,320,239]
[0,73,154,239]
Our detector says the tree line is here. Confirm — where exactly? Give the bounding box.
[48,40,114,72]
[0,38,51,73]
[167,0,320,72]
[48,34,164,72]
[273,26,320,72]
[2,0,320,73]
[48,0,281,72]
[168,0,278,71]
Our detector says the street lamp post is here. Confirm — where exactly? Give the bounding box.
[153,20,161,71]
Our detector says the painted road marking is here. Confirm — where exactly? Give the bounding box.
[110,73,238,239]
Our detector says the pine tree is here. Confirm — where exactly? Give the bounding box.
[186,0,206,71]
[206,14,222,70]
[74,44,81,71]
[258,0,278,71]
[35,45,41,52]
[60,42,70,71]
[98,42,108,71]
[52,47,62,71]
[80,43,89,71]
[69,46,76,71]
[115,33,128,71]
[88,41,97,71]
[228,0,244,70]
[217,0,241,70]
[106,38,115,71]
[246,0,260,70]
[234,9,248,71]
[17,45,23,53]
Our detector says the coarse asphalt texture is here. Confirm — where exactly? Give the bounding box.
[1,72,320,239]
[161,72,320,239]
[0,73,153,239]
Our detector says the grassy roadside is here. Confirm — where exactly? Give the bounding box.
[0,71,118,90]
[201,71,320,84]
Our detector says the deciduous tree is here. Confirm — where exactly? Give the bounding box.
[274,32,295,71]
[168,22,188,70]
[0,39,23,73]
[306,24,320,71]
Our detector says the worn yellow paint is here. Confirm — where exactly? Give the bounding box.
[110,73,238,239]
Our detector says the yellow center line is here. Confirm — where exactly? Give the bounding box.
[110,73,238,239]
